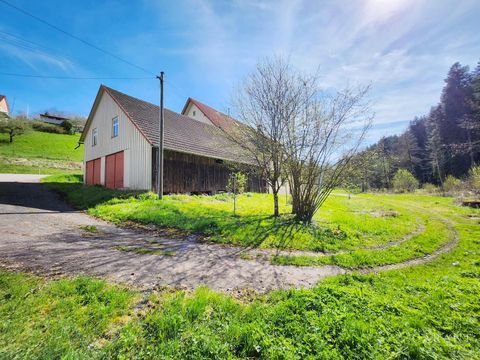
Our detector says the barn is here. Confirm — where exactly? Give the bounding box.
[80,85,264,193]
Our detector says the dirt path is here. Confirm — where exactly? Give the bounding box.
[0,175,346,292]
[0,175,458,292]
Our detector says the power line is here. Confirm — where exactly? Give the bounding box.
[0,72,152,80]
[0,0,155,76]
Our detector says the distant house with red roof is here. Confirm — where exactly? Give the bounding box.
[0,95,10,116]
[181,97,240,133]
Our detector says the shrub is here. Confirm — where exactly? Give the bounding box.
[226,172,247,194]
[31,121,67,134]
[392,169,419,193]
[468,165,480,193]
[422,183,438,194]
[443,175,462,193]
[61,120,73,134]
[137,192,159,201]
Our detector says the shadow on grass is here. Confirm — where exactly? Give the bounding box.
[44,177,341,251]
[43,175,140,210]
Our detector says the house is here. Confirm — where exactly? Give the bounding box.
[39,112,70,125]
[0,95,10,115]
[182,97,238,132]
[80,85,265,193]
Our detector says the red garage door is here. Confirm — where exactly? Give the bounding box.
[105,151,124,189]
[85,158,101,185]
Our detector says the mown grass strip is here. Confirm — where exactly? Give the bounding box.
[113,245,176,256]
[271,202,455,269]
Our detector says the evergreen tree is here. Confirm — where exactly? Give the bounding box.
[439,62,472,175]
[426,106,445,185]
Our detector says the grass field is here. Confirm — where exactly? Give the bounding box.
[0,131,83,174]
[1,193,479,358]
[44,174,462,269]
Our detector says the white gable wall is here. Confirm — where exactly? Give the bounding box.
[84,92,152,190]
[184,103,213,125]
[0,98,8,114]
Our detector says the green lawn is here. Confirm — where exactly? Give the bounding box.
[0,131,83,174]
[1,197,479,358]
[43,174,460,269]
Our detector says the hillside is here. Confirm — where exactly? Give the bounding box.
[0,130,83,174]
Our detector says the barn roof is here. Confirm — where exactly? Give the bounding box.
[81,85,249,164]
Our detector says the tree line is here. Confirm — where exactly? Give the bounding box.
[344,60,480,190]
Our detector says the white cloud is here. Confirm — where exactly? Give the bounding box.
[140,0,480,139]
[0,37,75,72]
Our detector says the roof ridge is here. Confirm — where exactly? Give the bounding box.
[83,85,253,164]
[104,86,221,129]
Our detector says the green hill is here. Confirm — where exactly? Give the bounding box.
[0,130,83,174]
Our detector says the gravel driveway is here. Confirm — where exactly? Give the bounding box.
[0,174,345,292]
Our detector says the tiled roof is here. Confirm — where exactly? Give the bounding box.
[182,97,242,133]
[101,86,249,163]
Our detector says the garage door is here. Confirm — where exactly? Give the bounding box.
[105,151,124,189]
[85,158,101,185]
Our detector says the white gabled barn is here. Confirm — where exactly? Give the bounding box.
[80,85,264,193]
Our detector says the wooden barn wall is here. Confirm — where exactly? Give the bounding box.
[152,149,265,194]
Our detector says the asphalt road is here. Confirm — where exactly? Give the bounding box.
[0,174,346,292]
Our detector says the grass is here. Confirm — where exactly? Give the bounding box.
[81,225,98,233]
[271,198,454,268]
[113,245,176,256]
[42,174,138,209]
[3,174,480,358]
[0,131,83,174]
[0,131,83,161]
[1,202,479,358]
[89,193,419,253]
[0,273,135,359]
[43,174,461,269]
[0,162,81,174]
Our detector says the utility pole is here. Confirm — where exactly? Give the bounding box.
[156,71,165,199]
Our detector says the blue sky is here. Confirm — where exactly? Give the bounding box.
[1,0,479,143]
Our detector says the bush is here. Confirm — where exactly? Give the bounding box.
[137,192,159,201]
[468,165,480,193]
[443,175,462,193]
[226,172,247,194]
[422,183,438,194]
[61,120,73,134]
[392,169,419,193]
[31,121,67,134]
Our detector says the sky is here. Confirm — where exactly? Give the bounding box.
[0,0,479,143]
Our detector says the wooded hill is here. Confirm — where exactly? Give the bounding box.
[347,60,480,190]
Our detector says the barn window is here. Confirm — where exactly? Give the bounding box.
[192,110,196,116]
[92,128,97,146]
[112,117,119,137]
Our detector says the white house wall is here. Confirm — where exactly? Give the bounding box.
[0,98,8,114]
[84,92,152,190]
[184,103,213,125]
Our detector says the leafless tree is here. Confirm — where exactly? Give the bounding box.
[231,57,304,217]
[230,57,372,222]
[284,81,373,223]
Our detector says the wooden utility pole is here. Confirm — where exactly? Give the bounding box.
[157,72,165,199]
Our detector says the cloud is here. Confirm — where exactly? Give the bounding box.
[0,34,75,72]
[140,0,480,139]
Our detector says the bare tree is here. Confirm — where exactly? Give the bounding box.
[230,57,372,222]
[231,58,304,217]
[284,82,373,223]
